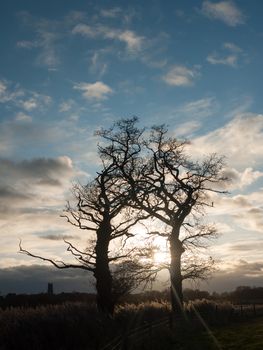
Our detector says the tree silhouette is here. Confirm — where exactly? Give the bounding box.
[97,117,227,315]
[20,160,154,315]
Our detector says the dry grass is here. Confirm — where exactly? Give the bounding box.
[0,299,261,349]
[0,301,170,349]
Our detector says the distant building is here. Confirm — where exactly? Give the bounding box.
[47,283,53,295]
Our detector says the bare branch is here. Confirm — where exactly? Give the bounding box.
[19,240,94,272]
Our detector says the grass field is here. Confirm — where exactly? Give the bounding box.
[157,317,263,350]
[0,301,262,349]
[209,317,263,350]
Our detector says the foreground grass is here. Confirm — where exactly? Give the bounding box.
[211,317,263,350]
[0,301,170,349]
[148,317,263,350]
[0,300,262,349]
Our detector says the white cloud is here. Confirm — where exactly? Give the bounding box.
[16,40,39,49]
[0,80,7,95]
[23,94,52,111]
[225,189,263,232]
[207,188,263,233]
[0,118,100,268]
[221,167,263,190]
[72,24,144,54]
[37,50,59,70]
[59,99,75,113]
[178,97,218,118]
[17,13,61,70]
[223,42,242,52]
[0,79,24,104]
[0,156,78,258]
[116,30,144,52]
[207,53,237,66]
[0,116,99,176]
[74,81,113,101]
[72,23,97,37]
[175,121,202,137]
[90,50,108,77]
[0,156,78,242]
[207,42,243,67]
[72,19,167,67]
[233,207,263,233]
[22,98,38,111]
[201,1,245,26]
[15,112,32,123]
[235,168,262,188]
[0,79,51,112]
[229,240,263,253]
[188,113,263,236]
[210,190,263,233]
[191,114,263,169]
[163,65,199,86]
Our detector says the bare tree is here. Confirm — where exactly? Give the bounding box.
[20,162,153,315]
[111,248,159,303]
[97,118,227,315]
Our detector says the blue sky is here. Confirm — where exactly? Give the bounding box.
[0,0,263,294]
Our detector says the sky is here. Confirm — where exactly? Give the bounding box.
[0,0,263,295]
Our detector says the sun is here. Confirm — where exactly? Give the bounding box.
[152,236,170,265]
[129,222,170,265]
[153,250,170,264]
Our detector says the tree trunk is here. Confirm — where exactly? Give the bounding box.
[95,264,114,315]
[94,221,114,315]
[169,229,184,316]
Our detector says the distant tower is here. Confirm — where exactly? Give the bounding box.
[47,283,53,295]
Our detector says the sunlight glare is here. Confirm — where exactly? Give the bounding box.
[153,250,170,264]
[152,236,170,265]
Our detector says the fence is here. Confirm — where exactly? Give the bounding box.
[233,303,263,317]
[100,316,170,350]
[99,303,263,350]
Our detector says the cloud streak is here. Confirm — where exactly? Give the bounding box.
[178,97,218,118]
[0,79,51,113]
[72,24,145,54]
[162,65,200,87]
[0,155,84,269]
[207,42,243,67]
[191,114,263,169]
[201,1,245,27]
[200,259,263,292]
[17,11,62,70]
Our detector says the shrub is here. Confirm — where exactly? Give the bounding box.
[185,299,234,325]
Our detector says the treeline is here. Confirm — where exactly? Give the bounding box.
[0,293,96,309]
[184,286,263,304]
[125,286,263,304]
[1,286,263,309]
[212,286,263,304]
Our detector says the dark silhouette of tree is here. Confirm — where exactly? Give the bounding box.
[111,254,158,303]
[97,117,227,315]
[20,161,154,315]
[183,288,211,301]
